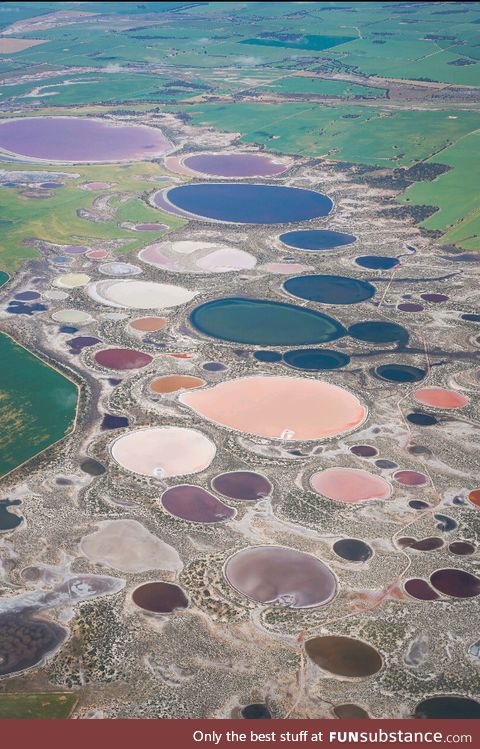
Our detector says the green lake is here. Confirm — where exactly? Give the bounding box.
[0,333,78,478]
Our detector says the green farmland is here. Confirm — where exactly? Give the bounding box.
[398,130,480,249]
[0,692,77,719]
[0,161,185,274]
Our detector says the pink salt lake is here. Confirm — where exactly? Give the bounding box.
[86,250,109,260]
[179,375,366,440]
[310,467,391,504]
[414,387,469,410]
[165,152,288,179]
[139,241,256,274]
[0,117,172,163]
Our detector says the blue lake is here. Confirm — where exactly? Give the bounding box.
[462,314,480,322]
[189,297,346,346]
[0,499,22,531]
[374,364,425,383]
[6,301,47,316]
[348,320,409,345]
[165,183,332,224]
[284,274,375,305]
[279,229,356,251]
[254,350,282,362]
[407,412,438,426]
[101,414,129,430]
[283,348,350,370]
[355,256,399,270]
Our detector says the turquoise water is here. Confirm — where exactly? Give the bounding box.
[283,348,350,370]
[189,297,346,346]
[165,183,332,224]
[240,35,355,51]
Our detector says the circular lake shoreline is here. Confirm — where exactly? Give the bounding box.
[157,183,333,225]
[182,152,289,178]
[0,116,173,163]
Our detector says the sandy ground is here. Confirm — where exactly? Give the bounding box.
[80,519,182,573]
[0,38,46,53]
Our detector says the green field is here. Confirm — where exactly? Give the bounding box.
[0,692,77,719]
[1,72,211,107]
[0,333,78,478]
[398,130,480,249]
[2,1,478,86]
[182,102,479,167]
[254,76,387,99]
[0,0,478,271]
[0,160,185,273]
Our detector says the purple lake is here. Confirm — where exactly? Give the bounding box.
[0,117,172,162]
[211,471,272,501]
[224,545,337,608]
[183,153,287,177]
[161,485,235,523]
[67,336,101,354]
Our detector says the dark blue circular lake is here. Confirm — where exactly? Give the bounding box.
[189,297,346,346]
[279,229,356,251]
[462,314,480,323]
[348,320,409,345]
[284,274,375,305]
[254,350,283,362]
[283,348,350,370]
[374,364,425,383]
[407,412,438,426]
[355,256,399,270]
[165,183,332,224]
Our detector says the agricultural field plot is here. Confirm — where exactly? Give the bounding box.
[399,130,480,248]
[0,692,77,719]
[251,76,387,99]
[0,332,78,478]
[182,102,479,167]
[0,72,212,107]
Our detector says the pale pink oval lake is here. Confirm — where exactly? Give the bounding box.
[179,376,366,441]
[414,387,469,410]
[111,426,216,478]
[310,467,391,504]
[139,240,256,274]
[224,546,337,608]
[83,181,113,190]
[0,117,172,162]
